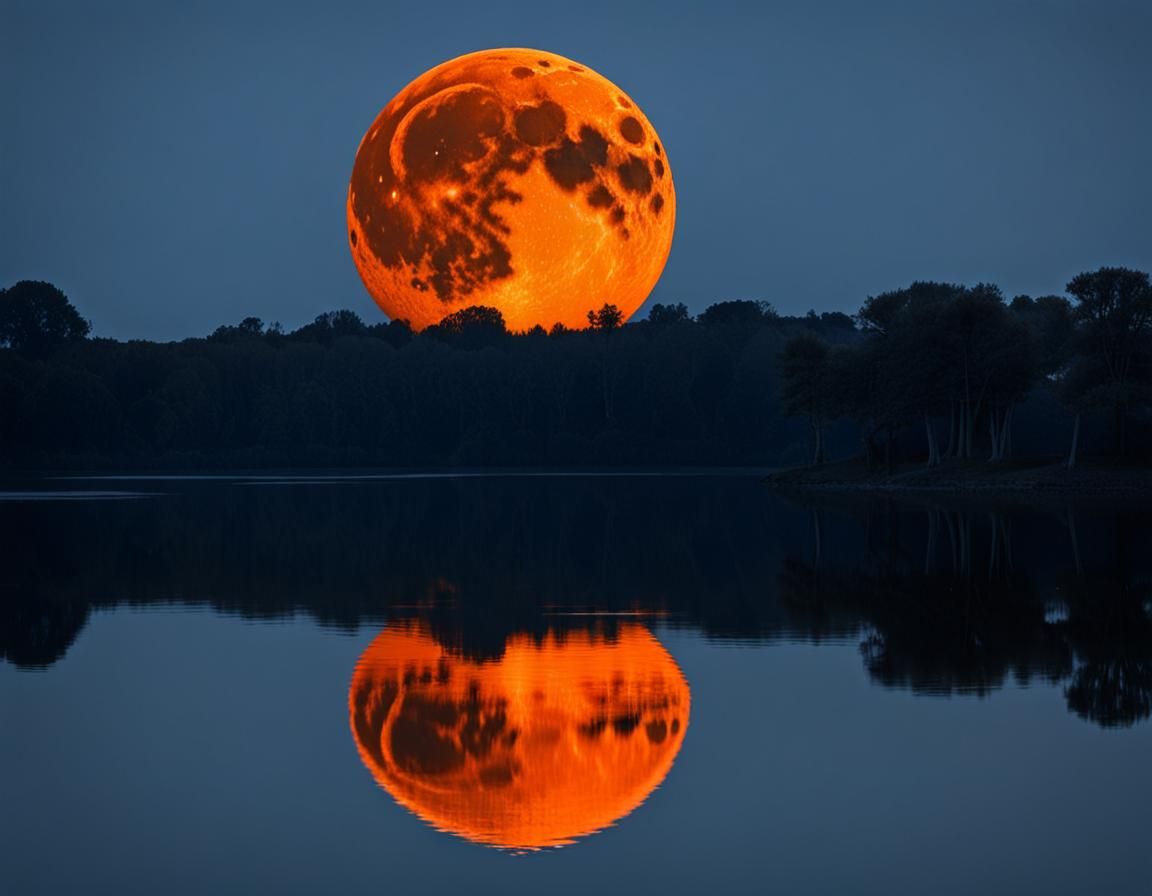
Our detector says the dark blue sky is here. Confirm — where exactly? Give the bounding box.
[3,0,1150,340]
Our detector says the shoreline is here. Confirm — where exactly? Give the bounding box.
[762,458,1152,496]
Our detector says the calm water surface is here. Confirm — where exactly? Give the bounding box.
[1,474,1149,895]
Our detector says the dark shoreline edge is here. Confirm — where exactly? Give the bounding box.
[762,459,1152,498]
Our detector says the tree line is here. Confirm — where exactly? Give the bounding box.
[779,267,1152,468]
[0,267,1148,469]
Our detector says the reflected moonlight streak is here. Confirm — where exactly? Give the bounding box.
[348,48,675,331]
[348,623,691,849]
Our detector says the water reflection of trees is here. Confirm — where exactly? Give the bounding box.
[781,498,1152,727]
[1,478,1149,728]
[1060,573,1152,727]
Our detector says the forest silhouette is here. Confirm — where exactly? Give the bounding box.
[0,266,1149,469]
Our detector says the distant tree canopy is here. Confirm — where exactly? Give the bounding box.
[428,305,507,349]
[0,281,91,357]
[289,309,367,345]
[646,303,690,326]
[697,299,777,327]
[1064,267,1152,457]
[587,303,623,332]
[778,268,1152,468]
[1,268,1149,470]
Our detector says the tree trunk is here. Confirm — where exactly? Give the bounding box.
[945,402,957,459]
[600,349,612,422]
[987,404,1013,463]
[1066,505,1083,575]
[925,416,939,467]
[1000,403,1013,459]
[1001,512,1013,570]
[961,512,972,577]
[957,512,968,577]
[962,355,972,459]
[943,511,958,573]
[988,511,999,578]
[925,509,938,575]
[1067,412,1081,470]
[811,418,824,466]
[1115,401,1127,459]
[812,508,823,569]
[965,403,975,458]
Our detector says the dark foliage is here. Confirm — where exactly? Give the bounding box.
[2,267,1148,470]
[0,292,859,469]
[778,269,1152,467]
[0,281,91,357]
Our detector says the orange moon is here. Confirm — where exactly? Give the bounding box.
[347,48,675,331]
[348,623,691,850]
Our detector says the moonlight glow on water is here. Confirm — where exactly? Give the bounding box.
[349,623,690,849]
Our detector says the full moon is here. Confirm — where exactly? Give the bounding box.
[348,623,691,849]
[347,48,675,331]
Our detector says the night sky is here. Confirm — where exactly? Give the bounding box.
[4,0,1150,340]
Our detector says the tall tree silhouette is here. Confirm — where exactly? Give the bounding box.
[780,334,834,466]
[587,303,623,421]
[1065,267,1152,458]
[0,281,90,357]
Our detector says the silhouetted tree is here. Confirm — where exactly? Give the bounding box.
[932,283,1022,461]
[428,305,507,349]
[586,303,623,332]
[965,292,1035,462]
[211,316,268,343]
[780,334,834,465]
[587,304,623,420]
[833,342,895,467]
[0,280,90,357]
[646,302,691,326]
[857,282,952,335]
[697,299,776,327]
[366,318,413,348]
[291,309,366,344]
[853,281,1042,465]
[1065,267,1152,458]
[1011,295,1075,376]
[856,282,958,463]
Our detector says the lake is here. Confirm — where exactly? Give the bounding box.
[2,473,1150,895]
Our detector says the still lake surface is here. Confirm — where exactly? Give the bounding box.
[2,472,1150,895]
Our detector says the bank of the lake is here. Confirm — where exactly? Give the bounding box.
[763,458,1152,495]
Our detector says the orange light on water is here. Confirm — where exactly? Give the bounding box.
[347,48,675,331]
[349,623,690,849]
